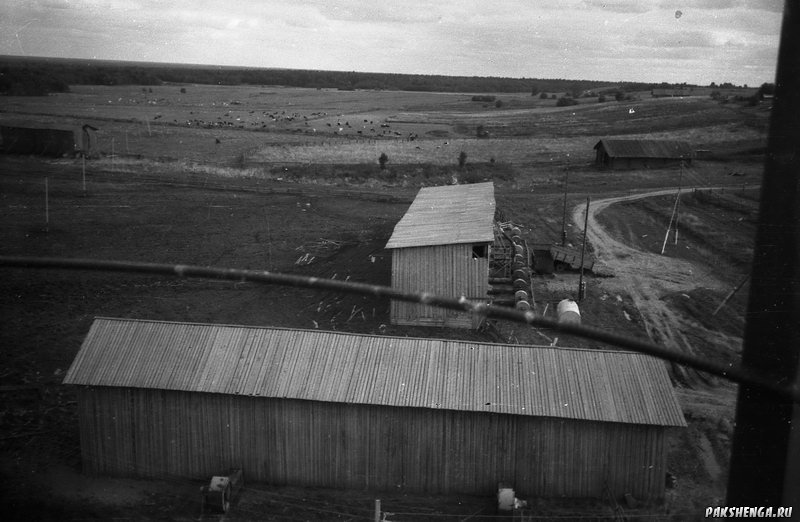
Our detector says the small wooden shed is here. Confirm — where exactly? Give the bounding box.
[64,318,686,501]
[385,182,495,328]
[594,139,694,170]
[0,122,97,157]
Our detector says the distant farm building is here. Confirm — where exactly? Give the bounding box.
[385,182,495,328]
[594,139,694,170]
[64,318,686,500]
[0,122,97,157]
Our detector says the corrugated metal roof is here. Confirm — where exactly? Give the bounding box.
[385,182,495,249]
[594,139,694,159]
[64,318,685,427]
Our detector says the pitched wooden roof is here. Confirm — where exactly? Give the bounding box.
[385,182,495,249]
[64,318,686,427]
[594,139,694,159]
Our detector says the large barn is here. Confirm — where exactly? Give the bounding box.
[64,317,686,501]
[0,122,97,157]
[594,138,694,170]
[385,182,495,329]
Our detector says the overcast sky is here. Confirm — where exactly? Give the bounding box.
[0,0,784,86]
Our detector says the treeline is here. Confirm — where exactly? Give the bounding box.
[1,55,676,96]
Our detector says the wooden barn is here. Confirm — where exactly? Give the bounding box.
[594,139,694,170]
[64,318,686,501]
[0,122,96,157]
[386,182,495,328]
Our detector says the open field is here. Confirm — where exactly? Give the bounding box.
[0,84,769,519]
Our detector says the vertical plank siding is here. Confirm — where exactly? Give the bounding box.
[390,244,489,328]
[77,387,667,500]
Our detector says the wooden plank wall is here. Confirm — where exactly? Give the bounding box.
[390,243,489,329]
[77,387,667,500]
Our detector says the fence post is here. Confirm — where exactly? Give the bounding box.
[374,499,381,522]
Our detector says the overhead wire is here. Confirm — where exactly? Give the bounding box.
[1,255,798,403]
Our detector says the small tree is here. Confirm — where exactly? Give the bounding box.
[180,87,186,94]
[598,94,606,103]
[495,99,503,108]
[378,152,388,169]
[539,92,549,99]
[458,151,467,169]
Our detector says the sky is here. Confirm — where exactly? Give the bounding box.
[0,0,784,86]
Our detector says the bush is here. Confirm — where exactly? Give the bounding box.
[494,99,503,108]
[471,95,496,102]
[598,95,606,103]
[539,92,549,99]
[378,152,388,169]
[458,151,467,169]
[556,96,579,107]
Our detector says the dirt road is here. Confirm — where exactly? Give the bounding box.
[573,190,741,386]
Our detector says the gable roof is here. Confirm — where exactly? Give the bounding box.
[594,139,694,159]
[385,182,495,249]
[64,317,686,427]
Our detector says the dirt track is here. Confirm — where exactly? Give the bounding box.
[573,190,741,386]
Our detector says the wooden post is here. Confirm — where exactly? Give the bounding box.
[111,138,115,172]
[82,154,86,194]
[578,197,589,301]
[727,1,800,506]
[374,499,381,522]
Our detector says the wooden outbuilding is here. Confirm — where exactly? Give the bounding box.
[0,122,97,157]
[385,182,495,328]
[594,139,694,170]
[64,317,686,501]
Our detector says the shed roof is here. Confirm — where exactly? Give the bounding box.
[0,121,95,133]
[594,139,694,159]
[64,318,686,427]
[385,182,495,249]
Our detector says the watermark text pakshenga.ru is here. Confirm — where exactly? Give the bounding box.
[705,506,792,518]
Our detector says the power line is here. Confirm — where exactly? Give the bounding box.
[1,255,798,404]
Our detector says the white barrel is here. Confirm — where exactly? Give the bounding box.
[557,299,581,324]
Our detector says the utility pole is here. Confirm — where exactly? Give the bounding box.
[578,197,589,301]
[674,161,683,245]
[561,169,569,246]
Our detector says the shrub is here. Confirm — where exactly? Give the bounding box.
[378,152,388,169]
[495,99,503,108]
[539,92,549,99]
[556,96,579,107]
[598,95,606,103]
[458,151,467,169]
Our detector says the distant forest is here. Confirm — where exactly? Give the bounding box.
[2,55,711,97]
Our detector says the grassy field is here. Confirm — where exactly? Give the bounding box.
[0,83,770,519]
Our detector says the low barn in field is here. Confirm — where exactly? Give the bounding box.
[64,317,686,501]
[594,139,694,170]
[0,122,97,157]
[386,182,495,329]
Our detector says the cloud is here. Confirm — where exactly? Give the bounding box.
[632,29,716,48]
[583,0,654,13]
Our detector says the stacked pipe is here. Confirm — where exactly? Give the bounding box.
[510,226,533,312]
